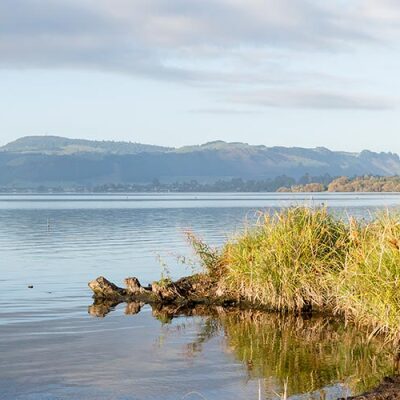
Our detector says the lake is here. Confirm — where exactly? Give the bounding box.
[1,193,400,400]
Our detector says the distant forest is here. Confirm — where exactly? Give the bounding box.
[1,175,400,193]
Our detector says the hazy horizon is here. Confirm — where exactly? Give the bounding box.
[0,1,399,153]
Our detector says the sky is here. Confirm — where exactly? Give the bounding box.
[0,0,399,153]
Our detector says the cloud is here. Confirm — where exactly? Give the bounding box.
[229,89,396,110]
[0,0,399,109]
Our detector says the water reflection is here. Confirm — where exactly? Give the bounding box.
[89,300,396,399]
[2,195,400,399]
[218,311,395,397]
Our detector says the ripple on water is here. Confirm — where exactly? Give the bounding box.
[0,194,399,399]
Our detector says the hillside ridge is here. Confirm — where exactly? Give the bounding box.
[0,136,399,187]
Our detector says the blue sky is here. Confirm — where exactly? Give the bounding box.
[0,0,399,152]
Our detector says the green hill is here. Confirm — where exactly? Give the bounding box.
[0,135,170,155]
[0,136,399,187]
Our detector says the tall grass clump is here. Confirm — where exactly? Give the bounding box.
[335,211,400,339]
[188,206,400,339]
[218,207,350,311]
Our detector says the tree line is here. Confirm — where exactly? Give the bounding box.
[1,175,399,193]
[278,175,400,192]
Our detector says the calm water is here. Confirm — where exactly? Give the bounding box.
[0,193,399,400]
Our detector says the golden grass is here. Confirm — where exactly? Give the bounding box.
[219,207,349,311]
[336,211,400,339]
[188,206,400,340]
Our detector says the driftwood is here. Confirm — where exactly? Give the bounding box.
[87,274,235,319]
[88,274,234,308]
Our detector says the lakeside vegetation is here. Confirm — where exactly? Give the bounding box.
[2,175,399,193]
[278,175,400,192]
[0,175,319,193]
[188,206,400,341]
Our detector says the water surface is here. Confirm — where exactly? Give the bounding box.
[0,193,399,399]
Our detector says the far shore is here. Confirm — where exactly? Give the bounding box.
[1,175,400,194]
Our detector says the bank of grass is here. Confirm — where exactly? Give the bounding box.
[336,212,400,337]
[188,207,400,340]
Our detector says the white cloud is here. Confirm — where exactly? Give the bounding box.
[0,0,399,109]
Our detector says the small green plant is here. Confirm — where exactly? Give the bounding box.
[155,254,173,287]
[185,230,223,278]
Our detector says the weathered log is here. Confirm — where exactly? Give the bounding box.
[124,277,151,295]
[88,274,232,307]
[88,276,126,299]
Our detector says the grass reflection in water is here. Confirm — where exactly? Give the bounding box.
[89,301,396,398]
[217,311,395,397]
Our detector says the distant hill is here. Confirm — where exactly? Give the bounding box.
[0,136,399,187]
[0,135,170,155]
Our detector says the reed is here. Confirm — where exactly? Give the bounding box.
[219,207,349,311]
[335,211,400,339]
[188,206,400,339]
